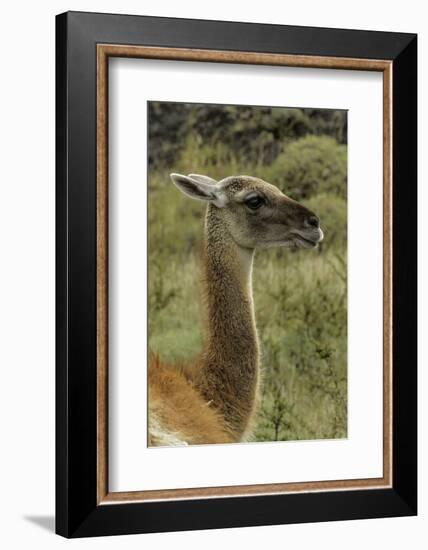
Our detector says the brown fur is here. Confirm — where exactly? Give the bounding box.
[148,174,323,446]
[194,204,260,439]
[148,355,233,445]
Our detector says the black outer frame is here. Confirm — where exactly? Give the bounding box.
[56,11,417,538]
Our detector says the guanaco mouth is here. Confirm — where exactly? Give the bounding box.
[290,228,323,248]
[293,235,318,248]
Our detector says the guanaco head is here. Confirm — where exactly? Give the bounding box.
[170,173,323,249]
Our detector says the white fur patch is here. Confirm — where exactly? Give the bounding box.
[212,191,228,208]
[149,416,189,447]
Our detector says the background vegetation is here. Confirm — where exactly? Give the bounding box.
[148,102,347,442]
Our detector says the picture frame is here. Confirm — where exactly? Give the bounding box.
[56,11,417,538]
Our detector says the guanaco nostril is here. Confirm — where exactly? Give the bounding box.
[307,215,320,228]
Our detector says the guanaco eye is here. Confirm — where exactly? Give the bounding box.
[245,195,264,210]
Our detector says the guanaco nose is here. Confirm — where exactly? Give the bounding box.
[306,215,320,228]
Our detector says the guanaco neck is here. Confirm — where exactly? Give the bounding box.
[197,204,260,440]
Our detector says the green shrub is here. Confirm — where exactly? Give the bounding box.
[268,135,347,201]
[149,103,347,169]
[252,246,347,441]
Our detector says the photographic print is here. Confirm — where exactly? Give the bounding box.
[147,101,347,446]
[57,14,417,536]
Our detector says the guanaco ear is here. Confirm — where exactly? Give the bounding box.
[188,174,218,186]
[170,173,227,207]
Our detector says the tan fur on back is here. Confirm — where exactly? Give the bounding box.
[148,355,234,446]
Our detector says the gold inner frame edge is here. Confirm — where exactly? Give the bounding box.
[96,44,393,505]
